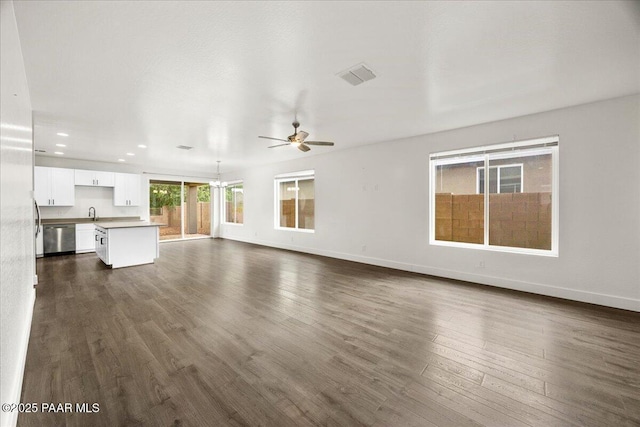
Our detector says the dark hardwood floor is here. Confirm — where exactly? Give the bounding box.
[19,239,640,426]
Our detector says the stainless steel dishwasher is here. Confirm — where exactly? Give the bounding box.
[43,224,76,256]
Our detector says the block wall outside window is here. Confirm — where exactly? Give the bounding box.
[435,194,485,244]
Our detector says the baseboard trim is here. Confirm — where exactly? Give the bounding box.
[222,235,640,312]
[2,289,36,427]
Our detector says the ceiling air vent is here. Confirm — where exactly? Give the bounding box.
[338,63,376,86]
[176,145,193,150]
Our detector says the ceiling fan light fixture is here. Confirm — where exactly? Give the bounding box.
[259,120,335,152]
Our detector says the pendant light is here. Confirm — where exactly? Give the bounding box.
[210,160,227,188]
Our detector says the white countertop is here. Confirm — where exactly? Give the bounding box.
[95,221,164,229]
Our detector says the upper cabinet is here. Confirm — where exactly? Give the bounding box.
[75,169,115,187]
[35,167,141,207]
[113,173,141,206]
[34,167,75,206]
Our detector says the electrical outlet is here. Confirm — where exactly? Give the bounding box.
[477,261,485,268]
[361,245,366,252]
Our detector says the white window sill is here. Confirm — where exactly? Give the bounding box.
[275,227,315,234]
[430,239,558,257]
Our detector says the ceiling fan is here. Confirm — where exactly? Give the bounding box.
[259,121,335,152]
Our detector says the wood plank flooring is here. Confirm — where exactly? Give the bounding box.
[18,239,640,426]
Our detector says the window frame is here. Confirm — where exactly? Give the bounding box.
[222,181,243,225]
[429,136,559,257]
[274,171,315,233]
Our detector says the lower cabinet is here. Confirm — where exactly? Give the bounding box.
[76,224,96,253]
[95,226,108,264]
[95,224,159,268]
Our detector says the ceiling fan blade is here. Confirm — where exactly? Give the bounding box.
[259,136,288,142]
[297,143,311,152]
[268,143,291,148]
[296,131,309,142]
[304,141,334,146]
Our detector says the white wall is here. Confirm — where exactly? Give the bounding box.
[221,95,640,311]
[0,2,36,426]
[35,155,141,173]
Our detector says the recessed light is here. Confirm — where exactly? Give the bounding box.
[126,152,135,156]
[118,158,125,162]
[54,151,64,155]
[56,132,68,137]
[138,144,147,148]
[55,143,66,147]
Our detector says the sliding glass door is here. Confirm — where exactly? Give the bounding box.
[149,180,211,241]
[184,182,211,238]
[149,181,182,241]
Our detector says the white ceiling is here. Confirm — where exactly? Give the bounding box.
[13,1,640,175]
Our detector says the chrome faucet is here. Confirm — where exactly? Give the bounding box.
[89,206,96,221]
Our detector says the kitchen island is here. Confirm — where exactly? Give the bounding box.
[95,221,162,268]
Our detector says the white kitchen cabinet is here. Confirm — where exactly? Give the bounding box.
[75,169,115,187]
[76,223,96,253]
[34,166,75,206]
[95,226,107,263]
[113,173,141,206]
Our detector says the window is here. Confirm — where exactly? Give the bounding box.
[477,164,523,194]
[224,182,243,224]
[430,136,558,255]
[275,171,314,231]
